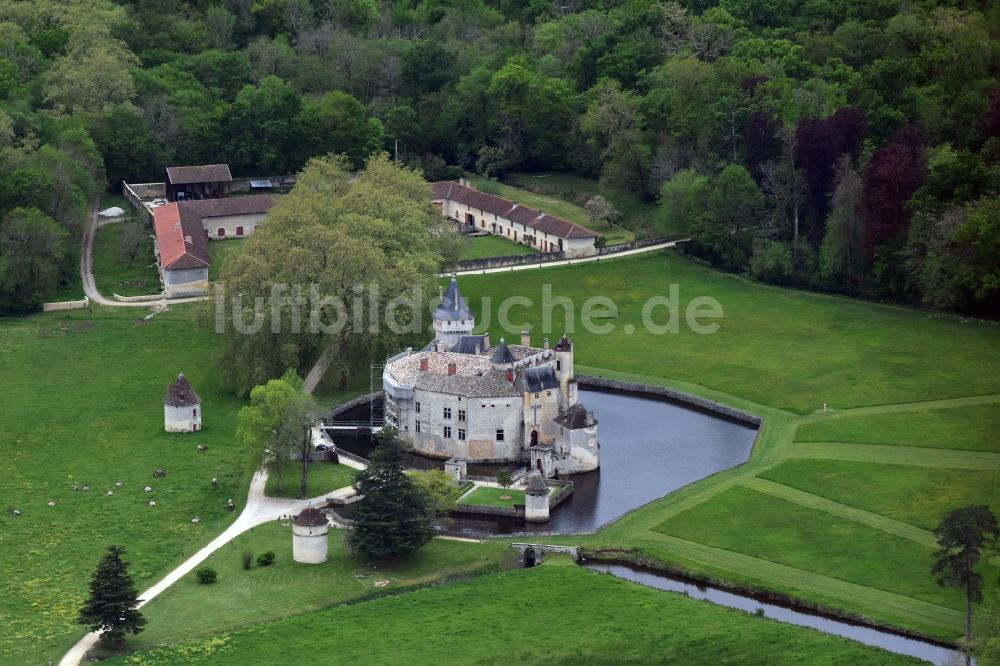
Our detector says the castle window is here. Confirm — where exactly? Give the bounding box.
[547,391,552,397]
[443,407,452,419]
[534,392,539,399]
[496,429,504,441]
[458,428,466,440]
[415,420,421,433]
[415,401,421,414]
[443,426,452,438]
[458,409,466,421]
[556,360,561,371]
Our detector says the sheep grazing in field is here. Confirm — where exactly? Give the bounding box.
[148,501,156,507]
[191,516,200,524]
[226,498,235,511]
[211,477,218,488]
[115,480,124,488]
[12,509,20,516]
[82,485,90,491]
[47,500,56,507]
[73,485,80,491]
[153,469,166,478]
[197,445,208,453]
[106,490,114,496]
[143,486,152,493]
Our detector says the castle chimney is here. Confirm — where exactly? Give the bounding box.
[184,235,192,243]
[419,358,429,372]
[474,344,481,355]
[483,334,491,350]
[447,362,457,376]
[438,285,444,302]
[506,369,514,383]
[543,337,549,349]
[520,331,530,347]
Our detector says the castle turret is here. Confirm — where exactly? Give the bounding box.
[553,336,576,406]
[491,338,516,382]
[292,507,329,564]
[433,276,474,351]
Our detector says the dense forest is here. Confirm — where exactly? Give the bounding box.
[0,0,998,314]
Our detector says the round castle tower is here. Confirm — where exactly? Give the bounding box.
[433,276,475,350]
[292,507,329,564]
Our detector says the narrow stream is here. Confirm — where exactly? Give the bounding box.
[583,562,964,666]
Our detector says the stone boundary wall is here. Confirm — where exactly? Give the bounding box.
[455,251,564,272]
[42,297,89,312]
[451,503,525,518]
[577,375,763,427]
[597,235,687,255]
[113,292,165,303]
[548,480,574,508]
[326,391,382,420]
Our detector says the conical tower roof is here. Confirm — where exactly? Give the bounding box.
[433,276,474,322]
[490,338,516,365]
[164,372,200,407]
[524,473,549,496]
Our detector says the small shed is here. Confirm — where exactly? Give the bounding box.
[165,164,232,202]
[164,373,201,433]
[292,507,329,564]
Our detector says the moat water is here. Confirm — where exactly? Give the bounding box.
[328,386,758,535]
[582,562,962,666]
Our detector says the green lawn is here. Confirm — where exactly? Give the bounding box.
[263,462,357,499]
[93,222,161,297]
[208,239,246,282]
[510,171,668,236]
[761,460,1000,532]
[467,175,635,245]
[653,486,985,612]
[458,486,525,507]
[459,234,540,260]
[103,558,924,666]
[455,253,1000,415]
[796,403,1000,452]
[0,305,249,664]
[102,524,508,654]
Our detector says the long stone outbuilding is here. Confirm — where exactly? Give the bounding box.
[431,181,599,257]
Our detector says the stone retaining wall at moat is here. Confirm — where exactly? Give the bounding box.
[577,375,763,427]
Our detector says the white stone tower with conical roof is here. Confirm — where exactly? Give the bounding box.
[433,276,475,350]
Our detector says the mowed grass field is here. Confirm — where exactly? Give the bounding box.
[0,305,248,664]
[263,461,357,499]
[458,486,526,507]
[108,523,509,654]
[104,558,924,666]
[459,234,540,260]
[455,253,1000,414]
[467,175,636,245]
[453,251,1000,641]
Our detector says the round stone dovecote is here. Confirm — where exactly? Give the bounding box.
[523,473,550,522]
[164,372,201,433]
[292,507,329,564]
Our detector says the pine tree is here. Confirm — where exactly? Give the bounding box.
[347,429,433,559]
[78,545,147,643]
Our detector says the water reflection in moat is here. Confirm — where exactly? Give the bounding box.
[329,387,758,535]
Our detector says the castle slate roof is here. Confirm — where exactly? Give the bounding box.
[490,339,516,365]
[524,473,549,496]
[519,366,559,392]
[554,402,597,430]
[164,373,201,407]
[451,334,491,355]
[414,368,520,398]
[166,164,233,185]
[433,277,474,322]
[292,507,328,527]
[430,181,599,240]
[181,195,274,219]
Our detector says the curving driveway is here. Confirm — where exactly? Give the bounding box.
[59,468,353,666]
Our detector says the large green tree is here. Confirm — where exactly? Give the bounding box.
[933,505,1000,651]
[237,369,316,493]
[0,207,68,312]
[348,429,434,559]
[77,545,147,644]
